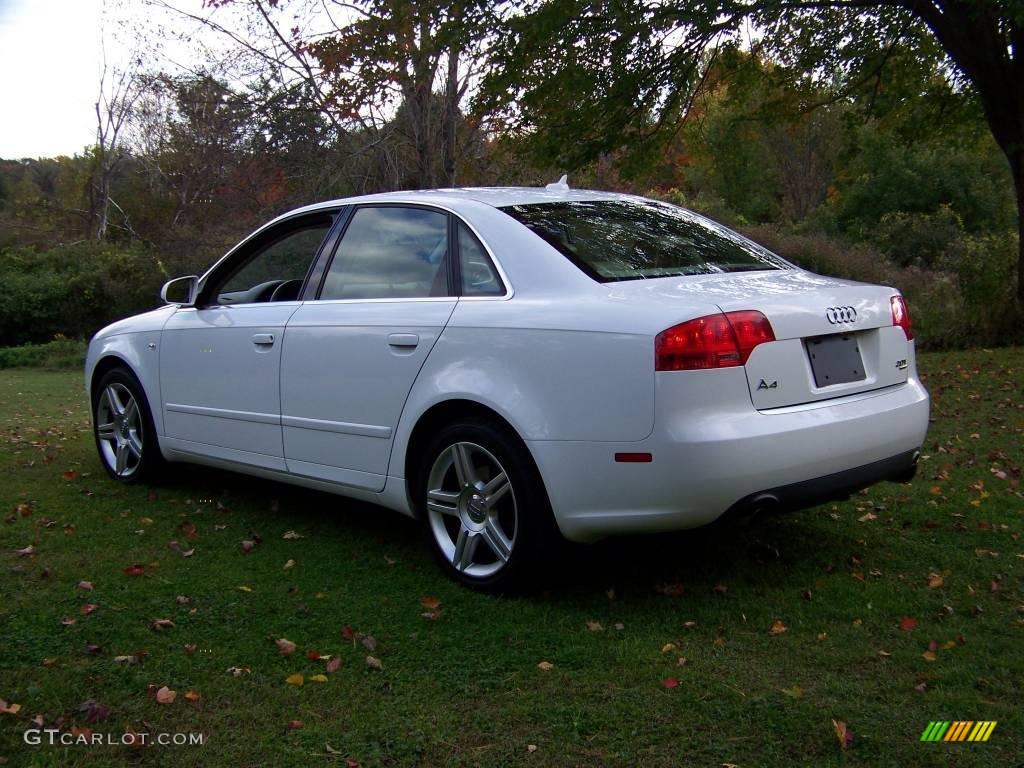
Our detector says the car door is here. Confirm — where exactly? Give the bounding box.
[280,205,458,491]
[160,211,338,470]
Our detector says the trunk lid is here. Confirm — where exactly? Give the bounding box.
[624,270,912,409]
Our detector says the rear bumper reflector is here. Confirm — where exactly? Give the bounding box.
[615,452,653,463]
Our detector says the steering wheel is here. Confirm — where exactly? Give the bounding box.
[269,279,304,302]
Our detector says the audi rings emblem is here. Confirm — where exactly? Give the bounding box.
[826,306,858,324]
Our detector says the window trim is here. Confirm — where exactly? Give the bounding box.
[195,209,343,308]
[311,202,512,303]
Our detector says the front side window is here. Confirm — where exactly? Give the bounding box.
[499,199,789,282]
[321,206,450,300]
[213,214,334,304]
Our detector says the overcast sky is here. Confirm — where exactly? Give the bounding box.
[0,0,219,160]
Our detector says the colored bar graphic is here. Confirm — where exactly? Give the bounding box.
[921,721,996,743]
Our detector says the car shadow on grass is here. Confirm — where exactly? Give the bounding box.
[148,461,862,602]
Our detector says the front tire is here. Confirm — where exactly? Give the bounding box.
[92,367,164,483]
[417,419,556,591]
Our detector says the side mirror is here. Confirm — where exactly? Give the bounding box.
[160,275,199,306]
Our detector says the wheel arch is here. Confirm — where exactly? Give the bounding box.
[401,398,549,520]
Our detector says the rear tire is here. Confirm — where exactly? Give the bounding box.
[416,418,557,592]
[92,367,165,484]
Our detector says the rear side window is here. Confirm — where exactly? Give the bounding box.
[321,206,450,299]
[499,199,788,282]
[458,223,504,296]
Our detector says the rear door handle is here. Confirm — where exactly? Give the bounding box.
[387,333,419,348]
[252,333,275,346]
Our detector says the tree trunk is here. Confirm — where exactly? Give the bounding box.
[1010,149,1024,303]
[442,45,460,187]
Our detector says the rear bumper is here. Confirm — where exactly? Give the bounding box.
[528,370,929,542]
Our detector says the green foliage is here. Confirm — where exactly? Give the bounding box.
[0,336,86,369]
[0,243,165,346]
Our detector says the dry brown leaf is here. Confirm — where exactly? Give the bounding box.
[768,620,788,635]
[80,604,98,616]
[899,616,919,631]
[537,661,554,671]
[927,573,944,588]
[420,596,442,610]
[16,544,36,557]
[922,650,937,662]
[326,657,341,673]
[309,674,328,683]
[285,673,304,686]
[365,655,383,670]
[585,621,604,632]
[240,540,256,554]
[78,581,93,590]
[150,618,175,631]
[283,559,295,570]
[183,690,200,702]
[287,719,303,730]
[832,719,853,750]
[276,638,297,656]
[661,643,677,653]
[282,530,304,540]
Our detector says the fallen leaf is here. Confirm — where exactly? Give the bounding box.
[183,690,200,702]
[662,677,679,689]
[283,559,295,570]
[287,719,303,730]
[899,616,919,632]
[282,530,304,540]
[16,544,35,557]
[661,643,677,654]
[14,502,32,517]
[285,673,304,686]
[309,674,328,683]
[79,699,109,722]
[0,701,22,715]
[922,651,937,662]
[420,596,442,610]
[914,682,928,693]
[78,581,93,590]
[240,540,256,555]
[167,541,194,557]
[179,522,199,541]
[365,655,382,670]
[656,583,685,597]
[62,470,79,481]
[781,686,803,698]
[832,719,853,750]
[360,635,377,651]
[150,619,175,631]
[184,644,197,654]
[606,588,616,600]
[585,621,604,632]
[122,564,146,576]
[817,633,828,641]
[927,573,944,588]
[226,666,250,676]
[81,604,98,616]
[941,640,957,650]
[84,642,103,655]
[877,650,892,657]
[42,657,58,666]
[858,512,877,522]
[113,654,144,665]
[175,595,192,605]
[537,661,554,671]
[276,638,297,656]
[768,620,788,636]
[237,585,252,592]
[340,625,356,641]
[801,589,813,601]
[306,649,321,660]
[155,686,176,704]
[614,622,625,631]
[326,657,341,673]
[527,744,538,753]
[713,583,728,594]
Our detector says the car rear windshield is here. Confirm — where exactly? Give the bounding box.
[499,199,789,281]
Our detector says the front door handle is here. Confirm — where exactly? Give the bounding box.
[387,333,419,348]
[252,333,275,346]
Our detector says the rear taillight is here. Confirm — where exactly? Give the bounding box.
[890,295,914,340]
[655,311,775,371]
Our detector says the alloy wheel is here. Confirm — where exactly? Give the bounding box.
[425,441,517,578]
[95,382,144,479]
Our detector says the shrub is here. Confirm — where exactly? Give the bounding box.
[0,336,86,369]
[0,242,167,346]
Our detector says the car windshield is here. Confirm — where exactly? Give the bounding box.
[499,199,789,281]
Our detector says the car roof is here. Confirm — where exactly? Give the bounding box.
[280,186,638,219]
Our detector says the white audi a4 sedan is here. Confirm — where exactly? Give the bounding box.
[86,184,930,589]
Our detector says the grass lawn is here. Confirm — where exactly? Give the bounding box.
[0,348,1021,767]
